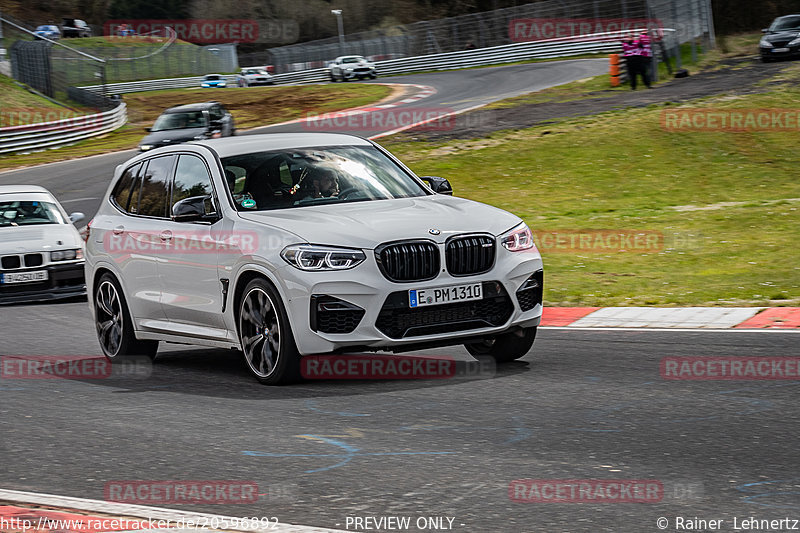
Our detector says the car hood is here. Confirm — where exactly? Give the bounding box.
[237,195,522,249]
[0,224,81,254]
[764,30,800,43]
[141,127,208,146]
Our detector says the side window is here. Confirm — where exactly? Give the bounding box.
[278,161,293,186]
[224,166,247,194]
[110,162,141,213]
[209,106,223,121]
[172,155,215,215]
[137,155,175,218]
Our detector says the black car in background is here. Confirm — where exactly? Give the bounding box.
[760,14,800,61]
[61,18,92,38]
[139,102,235,152]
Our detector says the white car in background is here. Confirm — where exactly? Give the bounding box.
[328,55,377,81]
[0,185,86,304]
[85,133,543,385]
[236,68,274,87]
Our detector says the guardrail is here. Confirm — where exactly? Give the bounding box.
[0,103,128,154]
[79,30,644,94]
[80,75,238,95]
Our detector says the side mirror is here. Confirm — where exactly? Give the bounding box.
[68,212,85,224]
[172,195,218,222]
[419,176,453,195]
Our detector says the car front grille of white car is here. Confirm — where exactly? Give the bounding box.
[375,281,514,339]
[1,253,43,269]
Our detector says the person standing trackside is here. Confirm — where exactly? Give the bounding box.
[621,34,639,90]
[637,31,653,89]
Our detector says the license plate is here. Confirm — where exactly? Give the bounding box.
[1,270,48,284]
[773,48,790,53]
[409,282,483,308]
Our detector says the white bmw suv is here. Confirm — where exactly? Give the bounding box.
[85,133,543,384]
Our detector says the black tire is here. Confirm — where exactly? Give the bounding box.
[94,273,158,361]
[329,72,337,82]
[237,278,300,385]
[464,327,537,363]
[369,73,377,79]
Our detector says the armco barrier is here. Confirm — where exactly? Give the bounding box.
[0,103,127,154]
[79,30,651,93]
[80,75,238,95]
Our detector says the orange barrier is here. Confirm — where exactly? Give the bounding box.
[609,53,621,87]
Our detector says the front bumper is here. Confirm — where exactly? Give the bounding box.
[272,248,543,355]
[760,45,800,59]
[342,68,376,79]
[0,262,86,304]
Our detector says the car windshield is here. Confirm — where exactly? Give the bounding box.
[0,200,65,226]
[342,57,364,63]
[771,16,800,31]
[222,145,428,211]
[151,111,207,131]
[37,26,56,32]
[205,75,221,80]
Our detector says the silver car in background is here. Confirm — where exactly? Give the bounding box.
[85,134,543,384]
[329,55,377,81]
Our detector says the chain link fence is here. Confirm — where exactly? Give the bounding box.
[50,43,238,94]
[5,21,238,104]
[248,0,713,73]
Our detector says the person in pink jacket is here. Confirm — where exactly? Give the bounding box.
[634,32,653,89]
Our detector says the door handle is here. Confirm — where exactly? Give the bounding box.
[112,226,124,235]
[160,230,173,241]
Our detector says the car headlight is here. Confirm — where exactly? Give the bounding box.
[789,37,800,46]
[193,134,208,140]
[50,248,83,261]
[281,244,366,271]
[140,144,154,151]
[760,39,773,48]
[500,223,536,252]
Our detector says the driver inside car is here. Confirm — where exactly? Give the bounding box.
[302,167,340,199]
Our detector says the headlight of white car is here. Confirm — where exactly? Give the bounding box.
[500,223,536,252]
[760,39,774,48]
[281,244,366,271]
[50,249,83,261]
[139,144,154,151]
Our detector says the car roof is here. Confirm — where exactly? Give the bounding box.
[0,185,53,196]
[192,133,372,158]
[164,102,219,113]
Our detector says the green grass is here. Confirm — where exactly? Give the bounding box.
[0,83,391,170]
[0,75,87,116]
[382,63,800,307]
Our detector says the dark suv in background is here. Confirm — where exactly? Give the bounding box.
[61,18,92,38]
[760,14,800,61]
[139,102,235,152]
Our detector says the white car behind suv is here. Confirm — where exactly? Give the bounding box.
[0,185,86,304]
[85,133,543,384]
